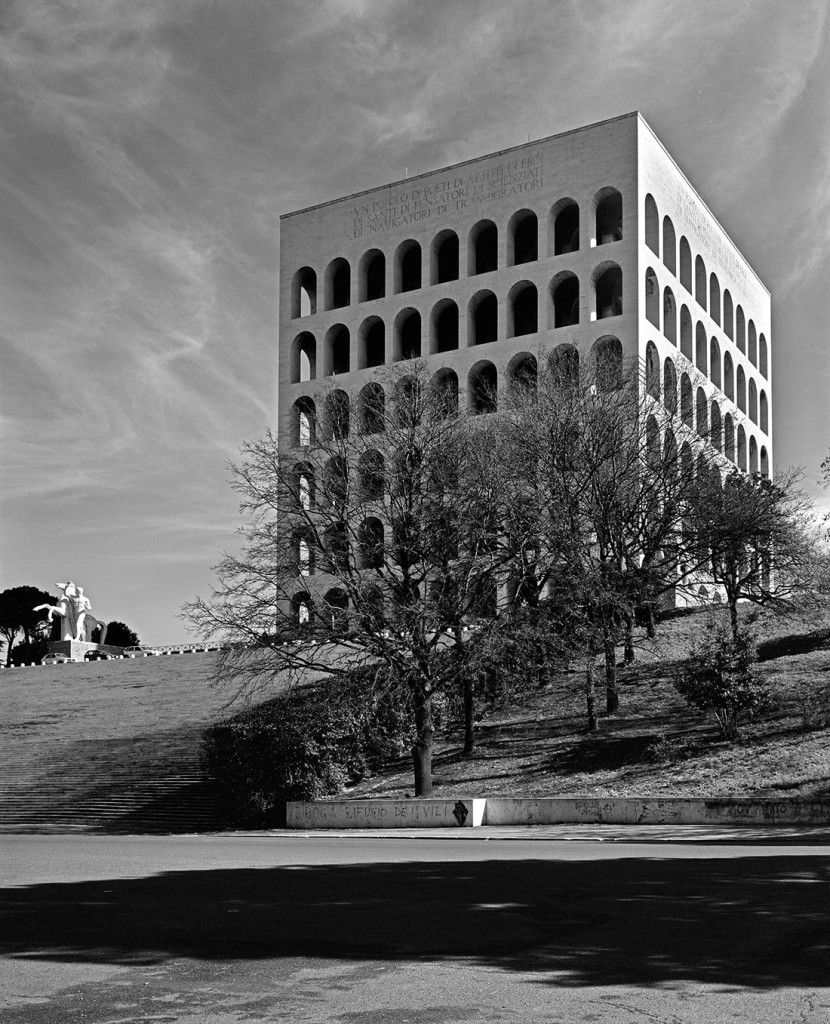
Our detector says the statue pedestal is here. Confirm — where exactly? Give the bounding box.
[48,640,123,662]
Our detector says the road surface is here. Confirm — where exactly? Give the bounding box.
[2,831,829,1023]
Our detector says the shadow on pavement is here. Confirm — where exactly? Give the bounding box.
[2,855,829,988]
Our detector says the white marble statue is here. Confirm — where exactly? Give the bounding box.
[34,581,106,643]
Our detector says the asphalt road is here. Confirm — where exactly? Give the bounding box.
[2,832,829,1023]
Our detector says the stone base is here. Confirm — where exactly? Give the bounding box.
[47,640,124,662]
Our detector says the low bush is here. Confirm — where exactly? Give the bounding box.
[202,665,413,827]
[674,621,771,740]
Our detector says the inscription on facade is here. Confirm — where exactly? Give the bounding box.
[351,154,544,237]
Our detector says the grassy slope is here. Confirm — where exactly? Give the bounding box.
[344,606,830,801]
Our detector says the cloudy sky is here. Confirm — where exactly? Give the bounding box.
[1,0,829,644]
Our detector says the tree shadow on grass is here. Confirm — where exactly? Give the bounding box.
[2,855,828,988]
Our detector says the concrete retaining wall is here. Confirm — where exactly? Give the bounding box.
[287,798,487,829]
[288,796,830,828]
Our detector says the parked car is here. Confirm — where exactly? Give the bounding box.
[83,650,112,661]
[123,646,162,657]
[41,653,71,665]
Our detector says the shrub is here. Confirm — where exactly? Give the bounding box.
[202,665,413,827]
[674,621,770,740]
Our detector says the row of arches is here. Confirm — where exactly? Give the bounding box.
[645,349,770,465]
[289,265,623,383]
[289,338,623,446]
[644,195,769,377]
[644,414,769,480]
[644,276,768,430]
[290,189,623,317]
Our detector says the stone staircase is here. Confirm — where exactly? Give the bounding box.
[1,656,237,834]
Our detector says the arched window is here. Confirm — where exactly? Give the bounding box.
[595,188,622,244]
[680,373,693,427]
[324,323,350,375]
[508,209,538,265]
[359,518,385,570]
[724,414,735,463]
[593,336,622,392]
[358,383,385,435]
[430,298,459,354]
[393,308,421,361]
[550,198,579,255]
[695,255,707,310]
[724,352,735,401]
[748,320,757,366]
[468,219,498,275]
[358,316,385,369]
[664,357,678,415]
[394,375,421,429]
[324,257,350,310]
[723,290,734,340]
[663,287,677,345]
[645,194,660,254]
[645,268,660,327]
[291,267,317,318]
[292,397,316,447]
[295,465,314,510]
[394,239,421,293]
[759,334,768,378]
[695,322,708,375]
[645,340,660,399]
[358,249,385,302]
[594,263,622,319]
[431,229,459,284]
[710,402,722,452]
[760,446,769,478]
[737,366,746,413]
[468,360,498,414]
[468,290,498,345]
[507,353,537,395]
[709,337,721,388]
[291,332,316,383]
[358,450,384,501]
[680,305,693,360]
[749,436,758,477]
[508,281,538,337]
[709,273,721,325]
[748,378,758,424]
[324,390,350,440]
[291,591,313,624]
[646,415,661,469]
[323,589,349,632]
[736,305,746,354]
[293,532,314,577]
[664,428,678,476]
[431,368,459,420]
[324,456,349,505]
[679,236,692,292]
[549,344,579,391]
[696,387,708,437]
[737,426,747,472]
[550,271,579,328]
[760,390,768,433]
[662,216,676,275]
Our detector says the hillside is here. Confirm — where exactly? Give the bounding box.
[2,606,829,833]
[0,654,255,833]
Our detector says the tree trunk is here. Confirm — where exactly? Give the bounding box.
[604,629,618,714]
[462,673,475,757]
[624,612,635,664]
[728,597,739,643]
[645,603,656,639]
[585,648,599,732]
[412,685,434,796]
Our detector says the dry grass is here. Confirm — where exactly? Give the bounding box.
[345,606,830,801]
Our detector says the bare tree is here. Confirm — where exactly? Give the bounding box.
[184,364,515,796]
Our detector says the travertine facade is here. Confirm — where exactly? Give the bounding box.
[279,111,772,480]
